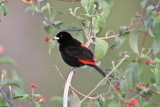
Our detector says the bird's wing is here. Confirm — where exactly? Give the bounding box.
[65,45,95,62]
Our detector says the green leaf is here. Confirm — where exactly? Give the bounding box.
[110,36,126,49]
[143,91,152,98]
[98,95,105,107]
[142,102,158,107]
[41,4,49,12]
[125,63,138,89]
[108,101,119,107]
[0,5,7,16]
[154,67,160,86]
[152,38,160,54]
[25,6,37,13]
[81,19,88,27]
[11,96,23,101]
[73,7,80,16]
[146,5,154,16]
[94,15,106,35]
[1,79,20,88]
[50,96,63,102]
[0,57,17,65]
[70,91,81,107]
[50,10,63,21]
[34,102,41,107]
[48,40,56,55]
[119,26,128,36]
[105,30,115,37]
[120,80,128,97]
[101,0,115,18]
[88,0,94,15]
[22,94,29,101]
[37,0,45,3]
[53,21,64,28]
[128,31,139,54]
[140,0,148,8]
[81,0,89,9]
[13,87,24,96]
[147,17,153,30]
[153,19,160,38]
[12,70,23,84]
[44,25,54,35]
[0,95,7,106]
[73,33,83,43]
[95,38,108,60]
[151,75,156,84]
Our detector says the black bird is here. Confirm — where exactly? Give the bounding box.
[53,31,113,78]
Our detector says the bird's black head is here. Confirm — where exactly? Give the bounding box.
[53,31,73,44]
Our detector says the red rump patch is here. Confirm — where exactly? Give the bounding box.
[78,59,96,65]
[81,44,88,49]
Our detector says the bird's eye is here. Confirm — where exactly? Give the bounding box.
[60,35,63,37]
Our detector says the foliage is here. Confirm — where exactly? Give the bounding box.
[0,0,8,22]
[1,0,160,107]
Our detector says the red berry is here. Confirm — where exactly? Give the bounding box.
[131,98,138,104]
[142,83,146,88]
[37,95,45,103]
[137,82,146,88]
[138,82,141,86]
[144,31,149,35]
[156,11,160,16]
[0,45,4,55]
[17,106,24,107]
[31,84,37,88]
[84,105,94,107]
[115,86,120,90]
[145,59,151,65]
[25,0,31,2]
[45,35,52,42]
[128,102,133,107]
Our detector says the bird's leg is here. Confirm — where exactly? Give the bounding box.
[69,67,75,73]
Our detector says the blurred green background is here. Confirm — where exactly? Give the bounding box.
[0,0,156,106]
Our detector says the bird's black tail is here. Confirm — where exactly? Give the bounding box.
[92,65,114,78]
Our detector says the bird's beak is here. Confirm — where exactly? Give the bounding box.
[53,37,59,40]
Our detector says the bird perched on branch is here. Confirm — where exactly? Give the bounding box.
[53,31,113,78]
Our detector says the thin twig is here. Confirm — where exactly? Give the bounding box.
[27,97,37,107]
[98,27,136,40]
[55,65,98,99]
[105,80,126,103]
[149,89,160,95]
[0,87,13,107]
[76,54,129,106]
[75,16,90,37]
[130,88,160,106]
[98,16,147,40]
[123,87,129,107]
[136,31,148,63]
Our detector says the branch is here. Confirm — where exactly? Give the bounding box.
[98,16,147,40]
[55,65,98,100]
[0,87,13,107]
[98,27,135,40]
[75,16,90,37]
[149,89,160,95]
[63,67,75,107]
[77,54,129,106]
[130,88,160,106]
